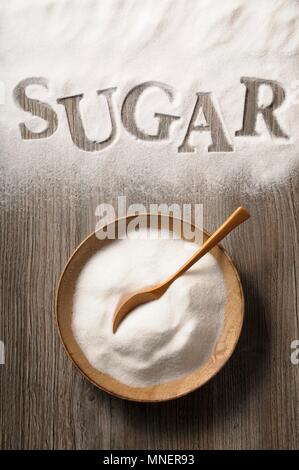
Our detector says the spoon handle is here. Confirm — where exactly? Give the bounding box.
[159,207,250,291]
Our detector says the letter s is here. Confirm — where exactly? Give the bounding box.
[13,77,58,139]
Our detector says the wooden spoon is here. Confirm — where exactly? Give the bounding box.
[112,206,250,333]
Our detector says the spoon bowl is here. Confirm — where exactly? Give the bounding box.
[112,287,160,333]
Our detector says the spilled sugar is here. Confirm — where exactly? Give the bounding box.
[72,228,226,387]
[1,0,299,208]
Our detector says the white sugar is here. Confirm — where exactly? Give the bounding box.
[1,0,299,205]
[72,228,226,387]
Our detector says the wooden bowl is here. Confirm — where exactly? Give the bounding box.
[56,214,244,402]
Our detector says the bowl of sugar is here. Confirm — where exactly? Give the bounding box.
[56,214,244,402]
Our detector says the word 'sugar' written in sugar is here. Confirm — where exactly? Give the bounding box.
[13,77,289,153]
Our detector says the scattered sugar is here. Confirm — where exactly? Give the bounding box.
[1,0,299,207]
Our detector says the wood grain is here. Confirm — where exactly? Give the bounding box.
[0,104,298,450]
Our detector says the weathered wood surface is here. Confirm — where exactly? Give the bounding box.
[0,112,298,449]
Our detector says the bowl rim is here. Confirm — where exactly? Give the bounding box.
[55,212,244,402]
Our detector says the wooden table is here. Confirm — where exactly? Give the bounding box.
[0,140,298,450]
